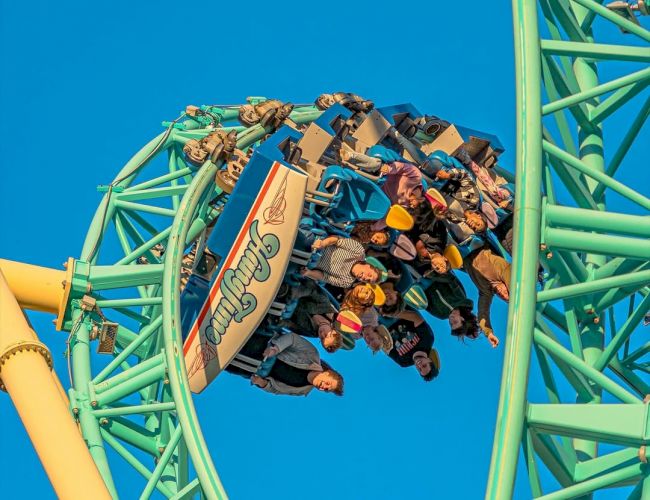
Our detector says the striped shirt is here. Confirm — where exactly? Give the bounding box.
[314,238,365,288]
[441,167,481,210]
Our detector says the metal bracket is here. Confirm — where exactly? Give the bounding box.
[97,322,119,355]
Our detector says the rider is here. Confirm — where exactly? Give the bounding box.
[422,272,490,345]
[225,332,344,396]
[351,221,390,248]
[339,147,425,213]
[463,246,511,345]
[280,279,343,353]
[362,324,394,354]
[455,148,513,211]
[301,235,381,288]
[386,316,440,382]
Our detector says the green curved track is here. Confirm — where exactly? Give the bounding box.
[64,106,322,499]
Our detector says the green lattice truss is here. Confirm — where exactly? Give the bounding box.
[61,107,323,499]
[487,1,650,499]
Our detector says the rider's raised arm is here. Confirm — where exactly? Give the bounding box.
[476,285,495,333]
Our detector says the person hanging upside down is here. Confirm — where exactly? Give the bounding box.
[225,332,344,396]
[340,283,376,318]
[280,279,343,353]
[435,163,482,211]
[431,197,488,245]
[362,324,394,355]
[422,271,485,345]
[301,236,381,287]
[385,316,440,382]
[377,281,406,318]
[454,148,513,211]
[413,224,452,276]
[463,246,511,347]
[339,147,425,212]
[351,221,390,248]
[427,158,488,242]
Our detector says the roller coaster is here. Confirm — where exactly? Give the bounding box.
[1,1,649,498]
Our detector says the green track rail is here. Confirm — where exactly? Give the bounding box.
[487,1,650,498]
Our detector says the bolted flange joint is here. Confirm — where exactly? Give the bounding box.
[0,340,53,392]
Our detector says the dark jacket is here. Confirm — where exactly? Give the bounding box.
[290,280,337,337]
[225,332,323,396]
[408,205,448,244]
[423,271,474,319]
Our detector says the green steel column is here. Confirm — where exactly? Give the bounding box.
[71,307,119,498]
[486,0,543,497]
[571,1,606,470]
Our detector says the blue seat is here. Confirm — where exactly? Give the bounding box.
[395,261,416,292]
[254,125,304,169]
[455,234,487,257]
[366,145,405,163]
[376,103,423,129]
[310,165,390,224]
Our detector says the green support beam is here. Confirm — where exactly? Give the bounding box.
[542,140,650,210]
[540,39,650,62]
[544,227,650,260]
[537,270,650,303]
[536,462,645,500]
[533,329,640,404]
[542,66,650,115]
[573,447,641,483]
[528,404,649,447]
[545,203,650,238]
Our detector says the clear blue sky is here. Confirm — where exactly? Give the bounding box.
[1,1,647,499]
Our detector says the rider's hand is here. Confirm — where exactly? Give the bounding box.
[432,205,447,219]
[380,164,390,175]
[339,148,353,162]
[312,239,323,250]
[263,345,279,359]
[436,170,451,180]
[251,375,269,388]
[487,332,500,348]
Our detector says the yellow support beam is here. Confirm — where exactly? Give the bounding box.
[0,269,111,499]
[0,258,71,315]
